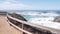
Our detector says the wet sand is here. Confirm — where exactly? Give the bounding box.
[0,15,22,34]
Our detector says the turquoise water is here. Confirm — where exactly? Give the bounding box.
[22,15,31,20]
[22,15,51,20]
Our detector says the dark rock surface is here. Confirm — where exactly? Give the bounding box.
[9,13,27,21]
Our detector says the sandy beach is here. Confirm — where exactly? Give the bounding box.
[0,15,22,34]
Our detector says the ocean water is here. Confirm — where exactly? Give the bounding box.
[7,10,60,21]
[8,10,60,29]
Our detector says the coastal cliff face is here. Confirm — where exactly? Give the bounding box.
[54,16,60,22]
[9,13,27,21]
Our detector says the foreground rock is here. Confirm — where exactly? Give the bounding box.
[8,13,27,21]
[54,16,60,22]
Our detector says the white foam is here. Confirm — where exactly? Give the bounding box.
[39,13,59,17]
[17,12,39,15]
[17,12,60,29]
[28,13,60,29]
[28,18,60,29]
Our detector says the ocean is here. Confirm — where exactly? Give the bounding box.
[7,10,60,29]
[7,10,60,21]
